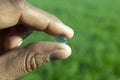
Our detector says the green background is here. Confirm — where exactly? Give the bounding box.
[17,0,120,80]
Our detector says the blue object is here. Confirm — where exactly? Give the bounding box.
[55,35,67,43]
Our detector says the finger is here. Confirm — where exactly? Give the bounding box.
[24,42,71,61]
[0,42,71,79]
[21,2,74,39]
[4,25,33,50]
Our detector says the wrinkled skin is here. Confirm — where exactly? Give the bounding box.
[0,0,74,80]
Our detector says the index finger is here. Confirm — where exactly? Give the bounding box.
[20,2,74,39]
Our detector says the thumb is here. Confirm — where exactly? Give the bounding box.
[0,42,71,80]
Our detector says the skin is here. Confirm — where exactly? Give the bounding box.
[0,0,74,80]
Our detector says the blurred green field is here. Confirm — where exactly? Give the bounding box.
[17,0,120,80]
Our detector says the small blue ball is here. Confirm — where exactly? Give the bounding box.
[55,35,67,43]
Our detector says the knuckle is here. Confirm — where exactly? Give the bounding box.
[24,50,49,72]
[9,0,25,8]
[0,0,25,29]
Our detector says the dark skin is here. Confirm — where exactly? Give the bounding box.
[0,0,74,80]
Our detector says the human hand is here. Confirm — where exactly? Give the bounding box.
[0,0,74,80]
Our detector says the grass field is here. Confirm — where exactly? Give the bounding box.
[17,0,120,80]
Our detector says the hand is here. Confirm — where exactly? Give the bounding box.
[0,0,74,80]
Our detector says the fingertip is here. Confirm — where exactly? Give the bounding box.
[45,22,74,39]
[49,44,72,60]
[4,37,23,50]
[4,26,32,50]
[64,25,74,39]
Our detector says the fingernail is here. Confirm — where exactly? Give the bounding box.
[65,26,74,38]
[17,40,23,46]
[49,50,67,61]
[66,26,74,33]
[57,23,74,39]
[49,45,71,61]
